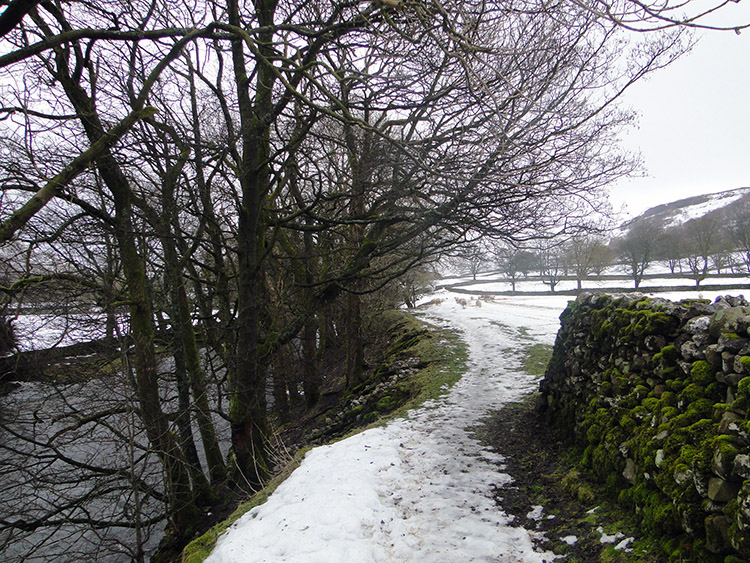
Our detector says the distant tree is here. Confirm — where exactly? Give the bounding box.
[495,246,536,293]
[680,215,722,285]
[565,234,610,290]
[516,251,537,278]
[657,229,683,274]
[462,244,491,281]
[729,197,750,272]
[710,228,734,275]
[711,250,733,275]
[684,254,707,286]
[590,244,612,276]
[395,267,438,309]
[536,241,565,293]
[618,218,665,289]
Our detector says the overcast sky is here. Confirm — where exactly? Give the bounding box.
[608,2,750,219]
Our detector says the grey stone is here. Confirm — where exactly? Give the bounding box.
[676,360,691,376]
[632,353,649,371]
[723,351,736,373]
[707,477,740,503]
[644,334,666,352]
[655,449,665,468]
[734,454,750,480]
[705,514,731,554]
[718,333,748,354]
[694,473,709,496]
[702,499,725,514]
[674,467,693,487]
[739,484,750,531]
[705,344,722,367]
[680,339,705,361]
[685,315,712,334]
[623,458,637,484]
[718,411,742,434]
[709,306,750,339]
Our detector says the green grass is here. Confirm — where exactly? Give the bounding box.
[385,312,467,416]
[523,343,553,376]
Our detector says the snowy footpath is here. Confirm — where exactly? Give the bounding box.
[207,292,573,562]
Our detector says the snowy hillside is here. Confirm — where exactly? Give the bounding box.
[614,186,750,238]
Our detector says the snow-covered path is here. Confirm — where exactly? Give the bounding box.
[207,293,573,562]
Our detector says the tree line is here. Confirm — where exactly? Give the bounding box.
[0,0,744,559]
[461,193,750,292]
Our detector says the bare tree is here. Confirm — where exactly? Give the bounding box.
[618,218,665,288]
[680,214,722,285]
[566,234,611,290]
[658,229,684,274]
[536,240,566,293]
[729,196,750,272]
[496,245,536,293]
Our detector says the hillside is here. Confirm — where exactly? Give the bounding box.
[616,186,750,237]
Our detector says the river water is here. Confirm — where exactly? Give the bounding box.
[0,352,231,562]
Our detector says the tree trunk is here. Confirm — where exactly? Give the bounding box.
[301,229,321,406]
[345,291,365,389]
[116,209,198,541]
[302,311,320,406]
[227,0,275,488]
[54,59,198,540]
[170,323,214,504]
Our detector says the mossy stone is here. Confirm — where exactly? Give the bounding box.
[660,391,677,407]
[691,360,717,386]
[737,377,750,397]
[680,383,707,404]
[658,344,680,365]
[704,514,731,554]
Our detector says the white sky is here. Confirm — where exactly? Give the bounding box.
[609,2,750,218]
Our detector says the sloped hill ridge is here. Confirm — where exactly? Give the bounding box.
[618,186,750,236]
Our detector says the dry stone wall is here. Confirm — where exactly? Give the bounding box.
[539,292,750,561]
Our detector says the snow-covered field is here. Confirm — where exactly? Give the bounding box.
[8,311,127,351]
[207,285,748,562]
[452,276,749,294]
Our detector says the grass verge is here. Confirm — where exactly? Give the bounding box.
[523,343,553,377]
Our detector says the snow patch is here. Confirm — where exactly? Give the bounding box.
[527,505,545,521]
[614,536,635,551]
[597,526,626,544]
[560,535,578,545]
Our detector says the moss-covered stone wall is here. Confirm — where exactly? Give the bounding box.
[539,292,750,561]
